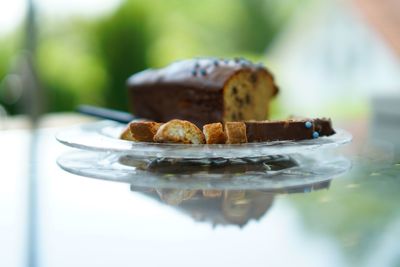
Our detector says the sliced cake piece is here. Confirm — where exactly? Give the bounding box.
[203,123,227,144]
[128,121,162,142]
[225,122,248,144]
[120,126,136,141]
[289,116,336,137]
[154,119,205,144]
[314,118,336,136]
[245,120,317,142]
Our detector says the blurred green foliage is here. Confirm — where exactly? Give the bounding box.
[96,0,149,110]
[37,20,105,111]
[0,31,23,114]
[0,0,303,114]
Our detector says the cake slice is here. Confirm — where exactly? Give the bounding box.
[245,120,317,142]
[225,122,248,144]
[128,121,162,142]
[120,126,136,141]
[289,116,336,137]
[203,123,227,144]
[154,119,205,144]
[314,118,336,136]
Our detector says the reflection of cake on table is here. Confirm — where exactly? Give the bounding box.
[131,187,275,227]
[130,180,331,227]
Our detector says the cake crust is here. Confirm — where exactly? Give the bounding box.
[120,126,136,141]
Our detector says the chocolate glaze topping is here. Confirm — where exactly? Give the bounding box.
[127,58,279,93]
[245,120,315,142]
[245,118,335,142]
[314,118,336,136]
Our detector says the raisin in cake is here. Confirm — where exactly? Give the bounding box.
[127,58,278,127]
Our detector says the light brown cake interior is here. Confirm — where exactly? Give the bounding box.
[223,70,275,122]
[153,119,205,144]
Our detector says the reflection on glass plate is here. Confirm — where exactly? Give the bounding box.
[56,120,352,159]
[57,151,351,190]
[130,183,331,227]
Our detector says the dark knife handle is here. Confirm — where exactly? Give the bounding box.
[76,105,138,124]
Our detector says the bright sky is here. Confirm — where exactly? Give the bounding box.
[0,0,122,36]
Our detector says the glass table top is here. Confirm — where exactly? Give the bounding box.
[0,120,399,267]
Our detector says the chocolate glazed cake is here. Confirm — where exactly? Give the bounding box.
[245,118,335,142]
[127,58,279,127]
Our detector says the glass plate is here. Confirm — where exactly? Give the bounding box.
[56,120,352,159]
[57,151,351,190]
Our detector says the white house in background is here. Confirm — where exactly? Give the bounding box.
[267,0,400,117]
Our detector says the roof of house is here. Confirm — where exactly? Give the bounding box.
[354,0,400,56]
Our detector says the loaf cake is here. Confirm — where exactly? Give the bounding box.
[127,58,279,127]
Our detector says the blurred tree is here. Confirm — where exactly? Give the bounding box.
[1,0,304,114]
[0,31,23,114]
[236,0,300,53]
[145,0,304,65]
[95,0,150,111]
[37,20,107,112]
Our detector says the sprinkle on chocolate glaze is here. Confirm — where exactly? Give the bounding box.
[312,131,319,139]
[200,69,207,76]
[305,121,312,129]
[128,57,277,93]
